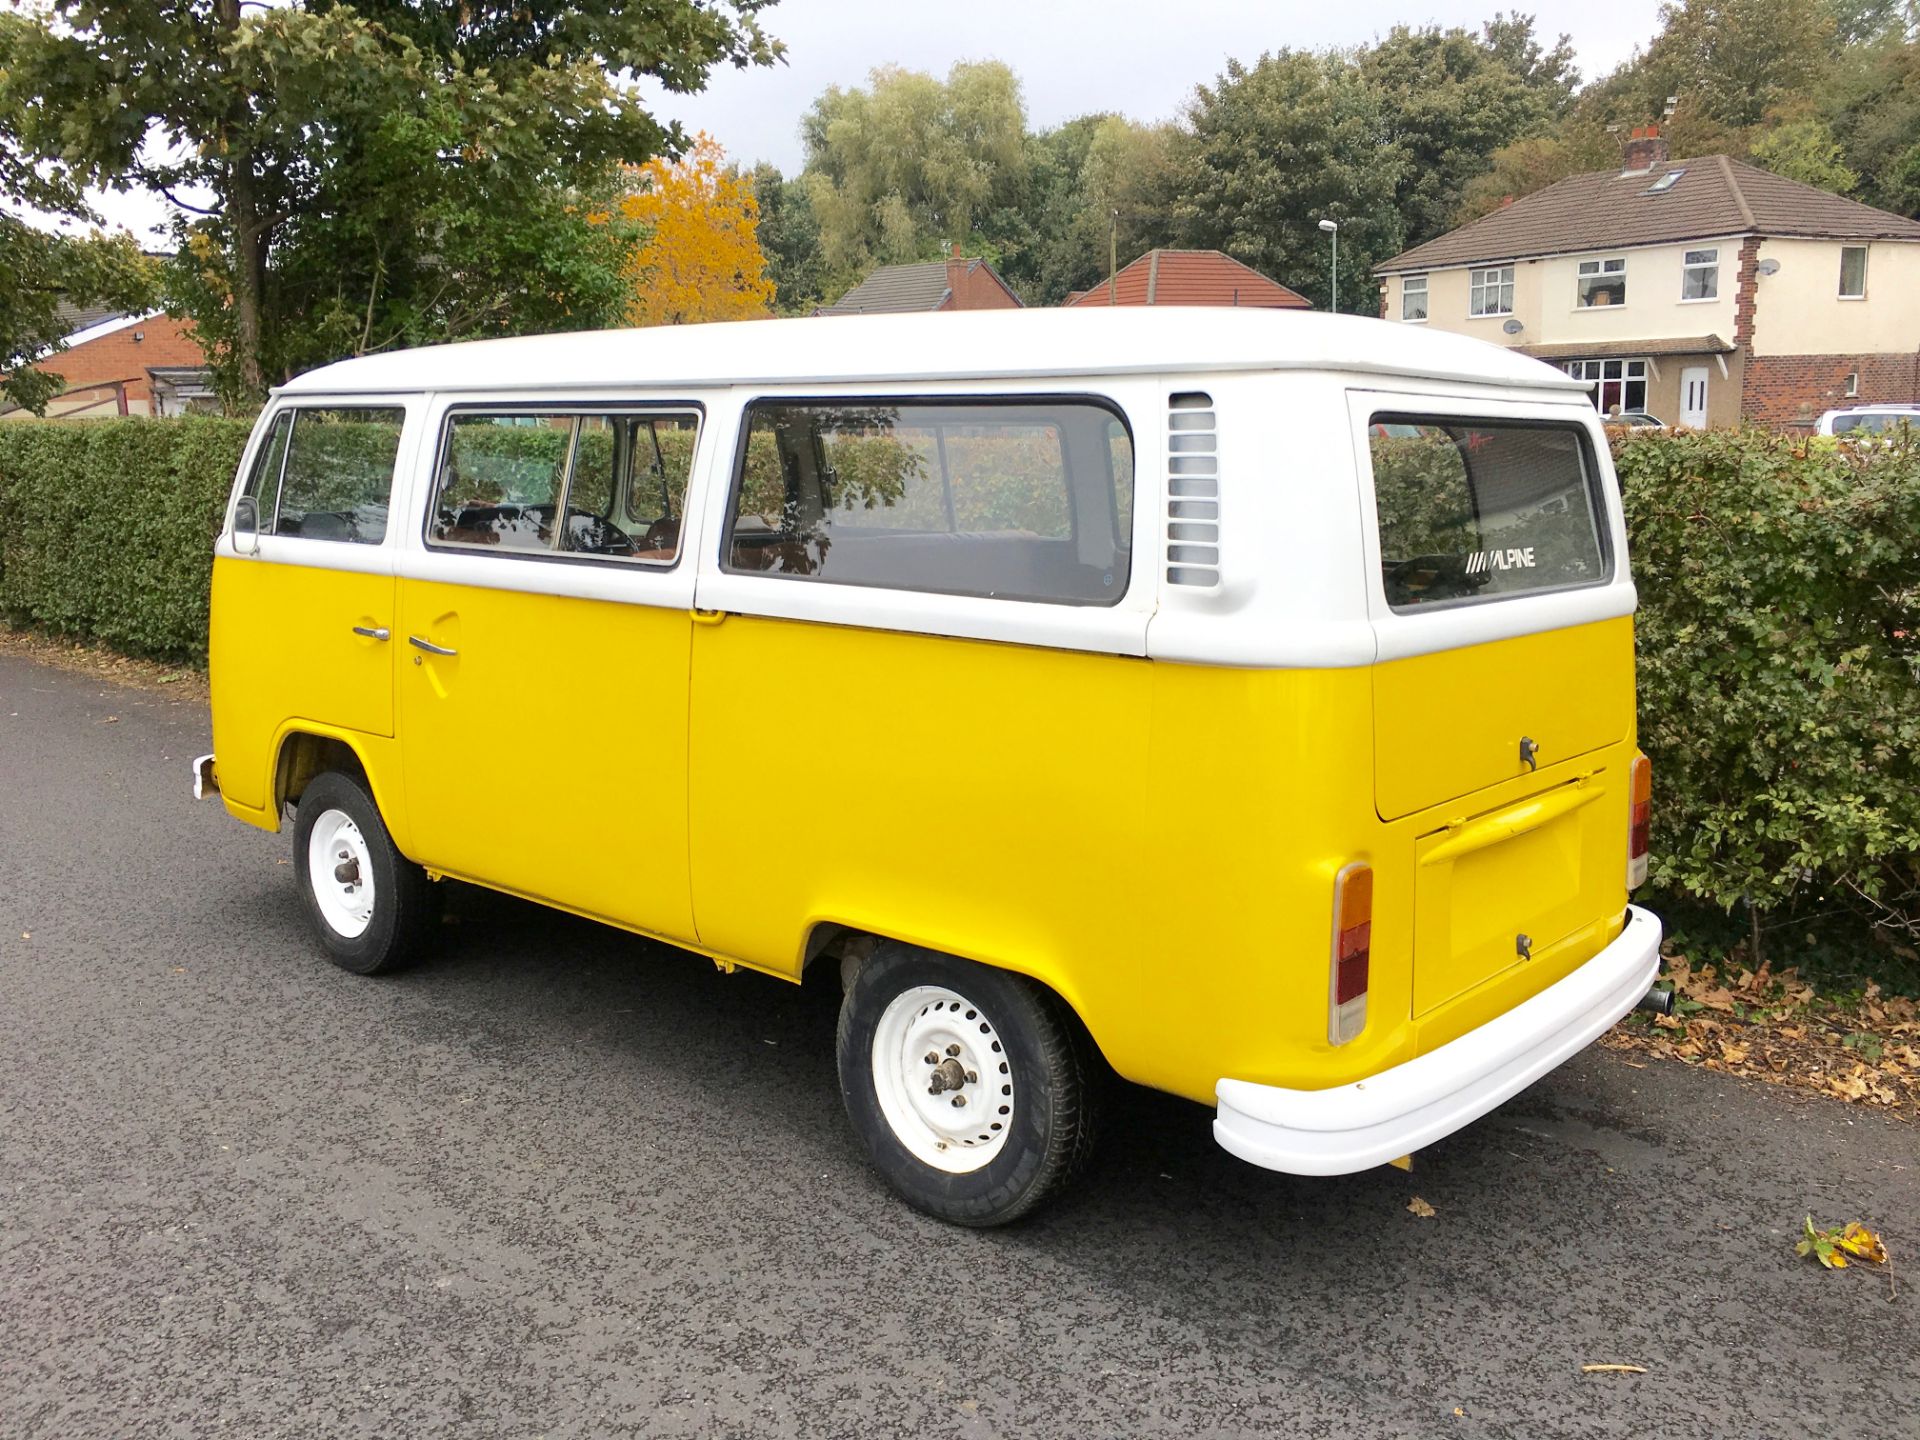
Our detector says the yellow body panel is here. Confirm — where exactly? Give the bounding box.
[395,579,696,942]
[211,551,1637,1110]
[209,553,395,817]
[1372,616,1634,819]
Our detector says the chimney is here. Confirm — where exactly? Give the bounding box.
[1621,124,1670,175]
[946,242,969,298]
[1500,195,1515,209]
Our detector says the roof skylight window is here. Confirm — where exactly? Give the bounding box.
[1644,168,1686,195]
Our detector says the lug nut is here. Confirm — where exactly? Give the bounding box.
[950,1095,966,1108]
[924,1052,937,1065]
[966,1070,978,1084]
[946,1044,961,1057]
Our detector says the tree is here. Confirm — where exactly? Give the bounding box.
[1751,116,1862,190]
[750,164,829,314]
[0,2,781,400]
[1821,26,1920,213]
[800,62,1029,273]
[1359,22,1562,248]
[1173,51,1405,314]
[1609,0,1836,130]
[1479,11,1580,110]
[1454,120,1620,222]
[616,136,774,325]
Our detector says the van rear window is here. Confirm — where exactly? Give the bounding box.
[1368,416,1608,610]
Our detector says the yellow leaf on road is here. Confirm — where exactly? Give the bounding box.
[1582,1364,1648,1375]
[1835,1223,1888,1266]
[1407,1196,1436,1218]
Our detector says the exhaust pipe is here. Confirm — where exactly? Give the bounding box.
[1634,985,1675,1017]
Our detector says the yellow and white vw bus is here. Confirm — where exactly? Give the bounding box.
[197,308,1662,1225]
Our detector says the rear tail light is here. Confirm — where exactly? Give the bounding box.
[1627,754,1652,889]
[1329,862,1373,1045]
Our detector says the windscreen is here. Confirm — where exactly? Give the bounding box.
[1369,416,1608,610]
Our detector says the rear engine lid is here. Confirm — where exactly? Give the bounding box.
[1373,618,1631,819]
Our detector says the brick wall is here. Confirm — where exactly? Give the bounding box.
[1733,238,1761,350]
[30,314,209,414]
[1742,352,1920,429]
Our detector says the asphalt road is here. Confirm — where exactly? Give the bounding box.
[2,650,1916,1440]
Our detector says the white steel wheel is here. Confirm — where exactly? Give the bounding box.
[306,807,377,939]
[870,984,1017,1173]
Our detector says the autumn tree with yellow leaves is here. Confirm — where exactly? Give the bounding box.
[617,135,776,326]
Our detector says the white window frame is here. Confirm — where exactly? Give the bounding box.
[1401,274,1429,323]
[1562,357,1650,415]
[1679,248,1719,303]
[1844,371,1861,398]
[1839,245,1868,300]
[1468,266,1514,318]
[1575,256,1628,309]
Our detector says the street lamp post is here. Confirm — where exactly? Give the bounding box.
[1317,218,1339,314]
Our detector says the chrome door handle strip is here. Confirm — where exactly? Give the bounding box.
[408,635,457,657]
[352,625,391,641]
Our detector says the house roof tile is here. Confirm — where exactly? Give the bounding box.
[1064,249,1311,308]
[1377,156,1920,274]
[817,258,1020,315]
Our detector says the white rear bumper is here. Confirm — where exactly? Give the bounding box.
[1213,905,1662,1176]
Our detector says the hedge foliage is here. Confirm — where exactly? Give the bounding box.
[0,416,249,661]
[1615,428,1920,960]
[2,416,1916,964]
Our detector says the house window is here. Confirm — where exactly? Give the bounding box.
[1839,246,1868,299]
[1845,371,1861,398]
[1563,358,1649,415]
[1576,256,1627,308]
[1469,266,1514,317]
[1680,248,1719,301]
[1402,274,1428,322]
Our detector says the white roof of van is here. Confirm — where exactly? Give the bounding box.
[278,306,1589,396]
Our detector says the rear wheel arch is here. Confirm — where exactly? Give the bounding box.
[267,728,408,854]
[801,922,1106,1061]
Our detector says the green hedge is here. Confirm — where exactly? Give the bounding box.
[0,416,250,661]
[1616,428,1920,971]
[3,416,1916,971]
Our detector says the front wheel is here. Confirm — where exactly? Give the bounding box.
[291,770,437,975]
[837,942,1101,1226]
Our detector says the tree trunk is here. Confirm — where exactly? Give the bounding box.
[213,0,267,398]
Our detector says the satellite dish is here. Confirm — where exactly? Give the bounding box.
[1502,318,1525,335]
[1757,258,1781,276]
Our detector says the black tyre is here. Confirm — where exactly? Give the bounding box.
[290,770,438,975]
[837,941,1101,1226]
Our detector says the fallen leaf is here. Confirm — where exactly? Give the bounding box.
[1720,1041,1750,1065]
[100,715,118,724]
[1834,1223,1888,1266]
[1581,1364,1647,1375]
[1407,1196,1436,1218]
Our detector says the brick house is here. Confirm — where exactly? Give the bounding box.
[1372,127,1920,429]
[817,246,1022,315]
[2,305,216,420]
[1064,249,1311,309]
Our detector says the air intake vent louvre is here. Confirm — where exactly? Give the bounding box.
[1165,392,1218,587]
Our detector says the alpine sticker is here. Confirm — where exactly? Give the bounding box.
[1465,547,1536,575]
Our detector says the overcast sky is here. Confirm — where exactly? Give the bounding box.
[66,0,1669,240]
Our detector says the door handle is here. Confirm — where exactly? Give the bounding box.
[352,625,391,641]
[408,635,457,657]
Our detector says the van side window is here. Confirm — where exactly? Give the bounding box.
[241,412,291,502]
[1369,416,1607,610]
[723,399,1132,605]
[429,410,698,564]
[271,407,404,544]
